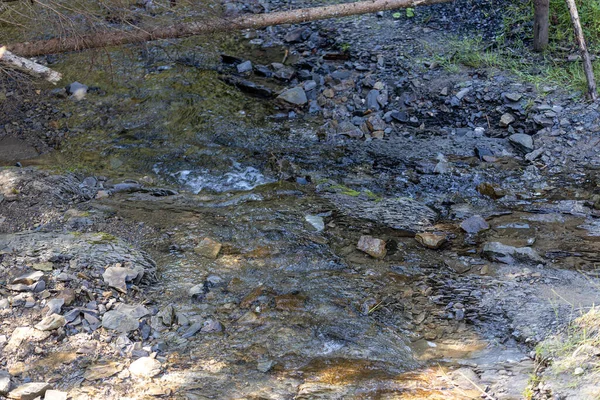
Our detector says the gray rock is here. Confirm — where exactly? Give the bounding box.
[0,298,9,309]
[113,303,150,319]
[201,318,223,333]
[277,87,308,105]
[509,133,534,153]
[35,314,66,331]
[236,60,252,74]
[0,371,11,395]
[103,265,144,293]
[182,322,203,338]
[366,90,380,110]
[500,113,516,127]
[6,382,51,400]
[460,215,490,234]
[482,242,544,265]
[12,271,43,285]
[129,357,162,378]
[189,284,205,298]
[455,87,470,100]
[102,310,139,333]
[194,238,222,259]
[45,298,65,316]
[504,92,523,102]
[66,81,88,100]
[303,80,317,91]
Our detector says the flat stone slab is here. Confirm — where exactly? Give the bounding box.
[102,310,139,333]
[6,382,51,400]
[129,357,162,378]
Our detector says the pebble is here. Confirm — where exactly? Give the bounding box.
[415,233,447,249]
[460,215,490,234]
[277,87,308,106]
[129,357,162,378]
[499,113,516,127]
[0,371,11,395]
[6,382,51,400]
[194,237,222,259]
[356,236,387,259]
[35,314,66,331]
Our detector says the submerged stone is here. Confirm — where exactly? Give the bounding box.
[482,242,543,265]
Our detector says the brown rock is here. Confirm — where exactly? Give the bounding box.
[356,236,387,259]
[477,182,505,199]
[194,238,222,259]
[415,233,447,249]
[83,362,123,381]
[275,294,307,311]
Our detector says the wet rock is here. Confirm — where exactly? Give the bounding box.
[482,242,544,265]
[220,76,273,98]
[0,371,11,395]
[329,196,437,233]
[194,237,222,259]
[102,310,139,333]
[6,382,51,400]
[284,27,309,43]
[35,314,66,331]
[257,360,274,373]
[500,113,516,127]
[102,264,144,293]
[415,233,447,249]
[274,66,296,81]
[236,60,252,74]
[305,215,325,232]
[44,390,68,400]
[129,357,162,378]
[357,236,387,259]
[83,362,123,380]
[477,182,505,199]
[509,133,534,153]
[275,294,306,311]
[460,215,490,234]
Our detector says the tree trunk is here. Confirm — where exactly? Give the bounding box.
[533,0,549,52]
[0,46,62,83]
[565,0,597,101]
[6,0,451,57]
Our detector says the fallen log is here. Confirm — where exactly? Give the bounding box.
[565,0,597,101]
[0,46,62,83]
[6,0,452,57]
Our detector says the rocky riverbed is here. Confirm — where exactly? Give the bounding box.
[2,0,600,399]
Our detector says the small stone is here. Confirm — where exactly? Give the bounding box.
[357,236,387,259]
[574,367,585,376]
[445,259,471,274]
[129,357,162,378]
[305,215,325,232]
[460,215,490,234]
[45,298,65,315]
[477,182,505,199]
[257,360,274,373]
[504,92,522,102]
[43,390,68,400]
[182,322,203,338]
[102,265,144,294]
[66,81,88,100]
[509,133,534,153]
[415,233,447,249]
[83,362,123,380]
[35,314,66,331]
[0,371,11,395]
[277,87,308,105]
[32,262,53,271]
[322,88,335,98]
[201,318,223,333]
[236,60,252,73]
[6,382,51,400]
[12,271,43,285]
[499,113,516,127]
[194,238,222,259]
[102,310,139,333]
[480,265,490,275]
[455,88,470,100]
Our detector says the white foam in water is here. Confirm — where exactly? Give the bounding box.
[174,163,272,193]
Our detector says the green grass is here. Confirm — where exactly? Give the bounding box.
[428,0,600,95]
